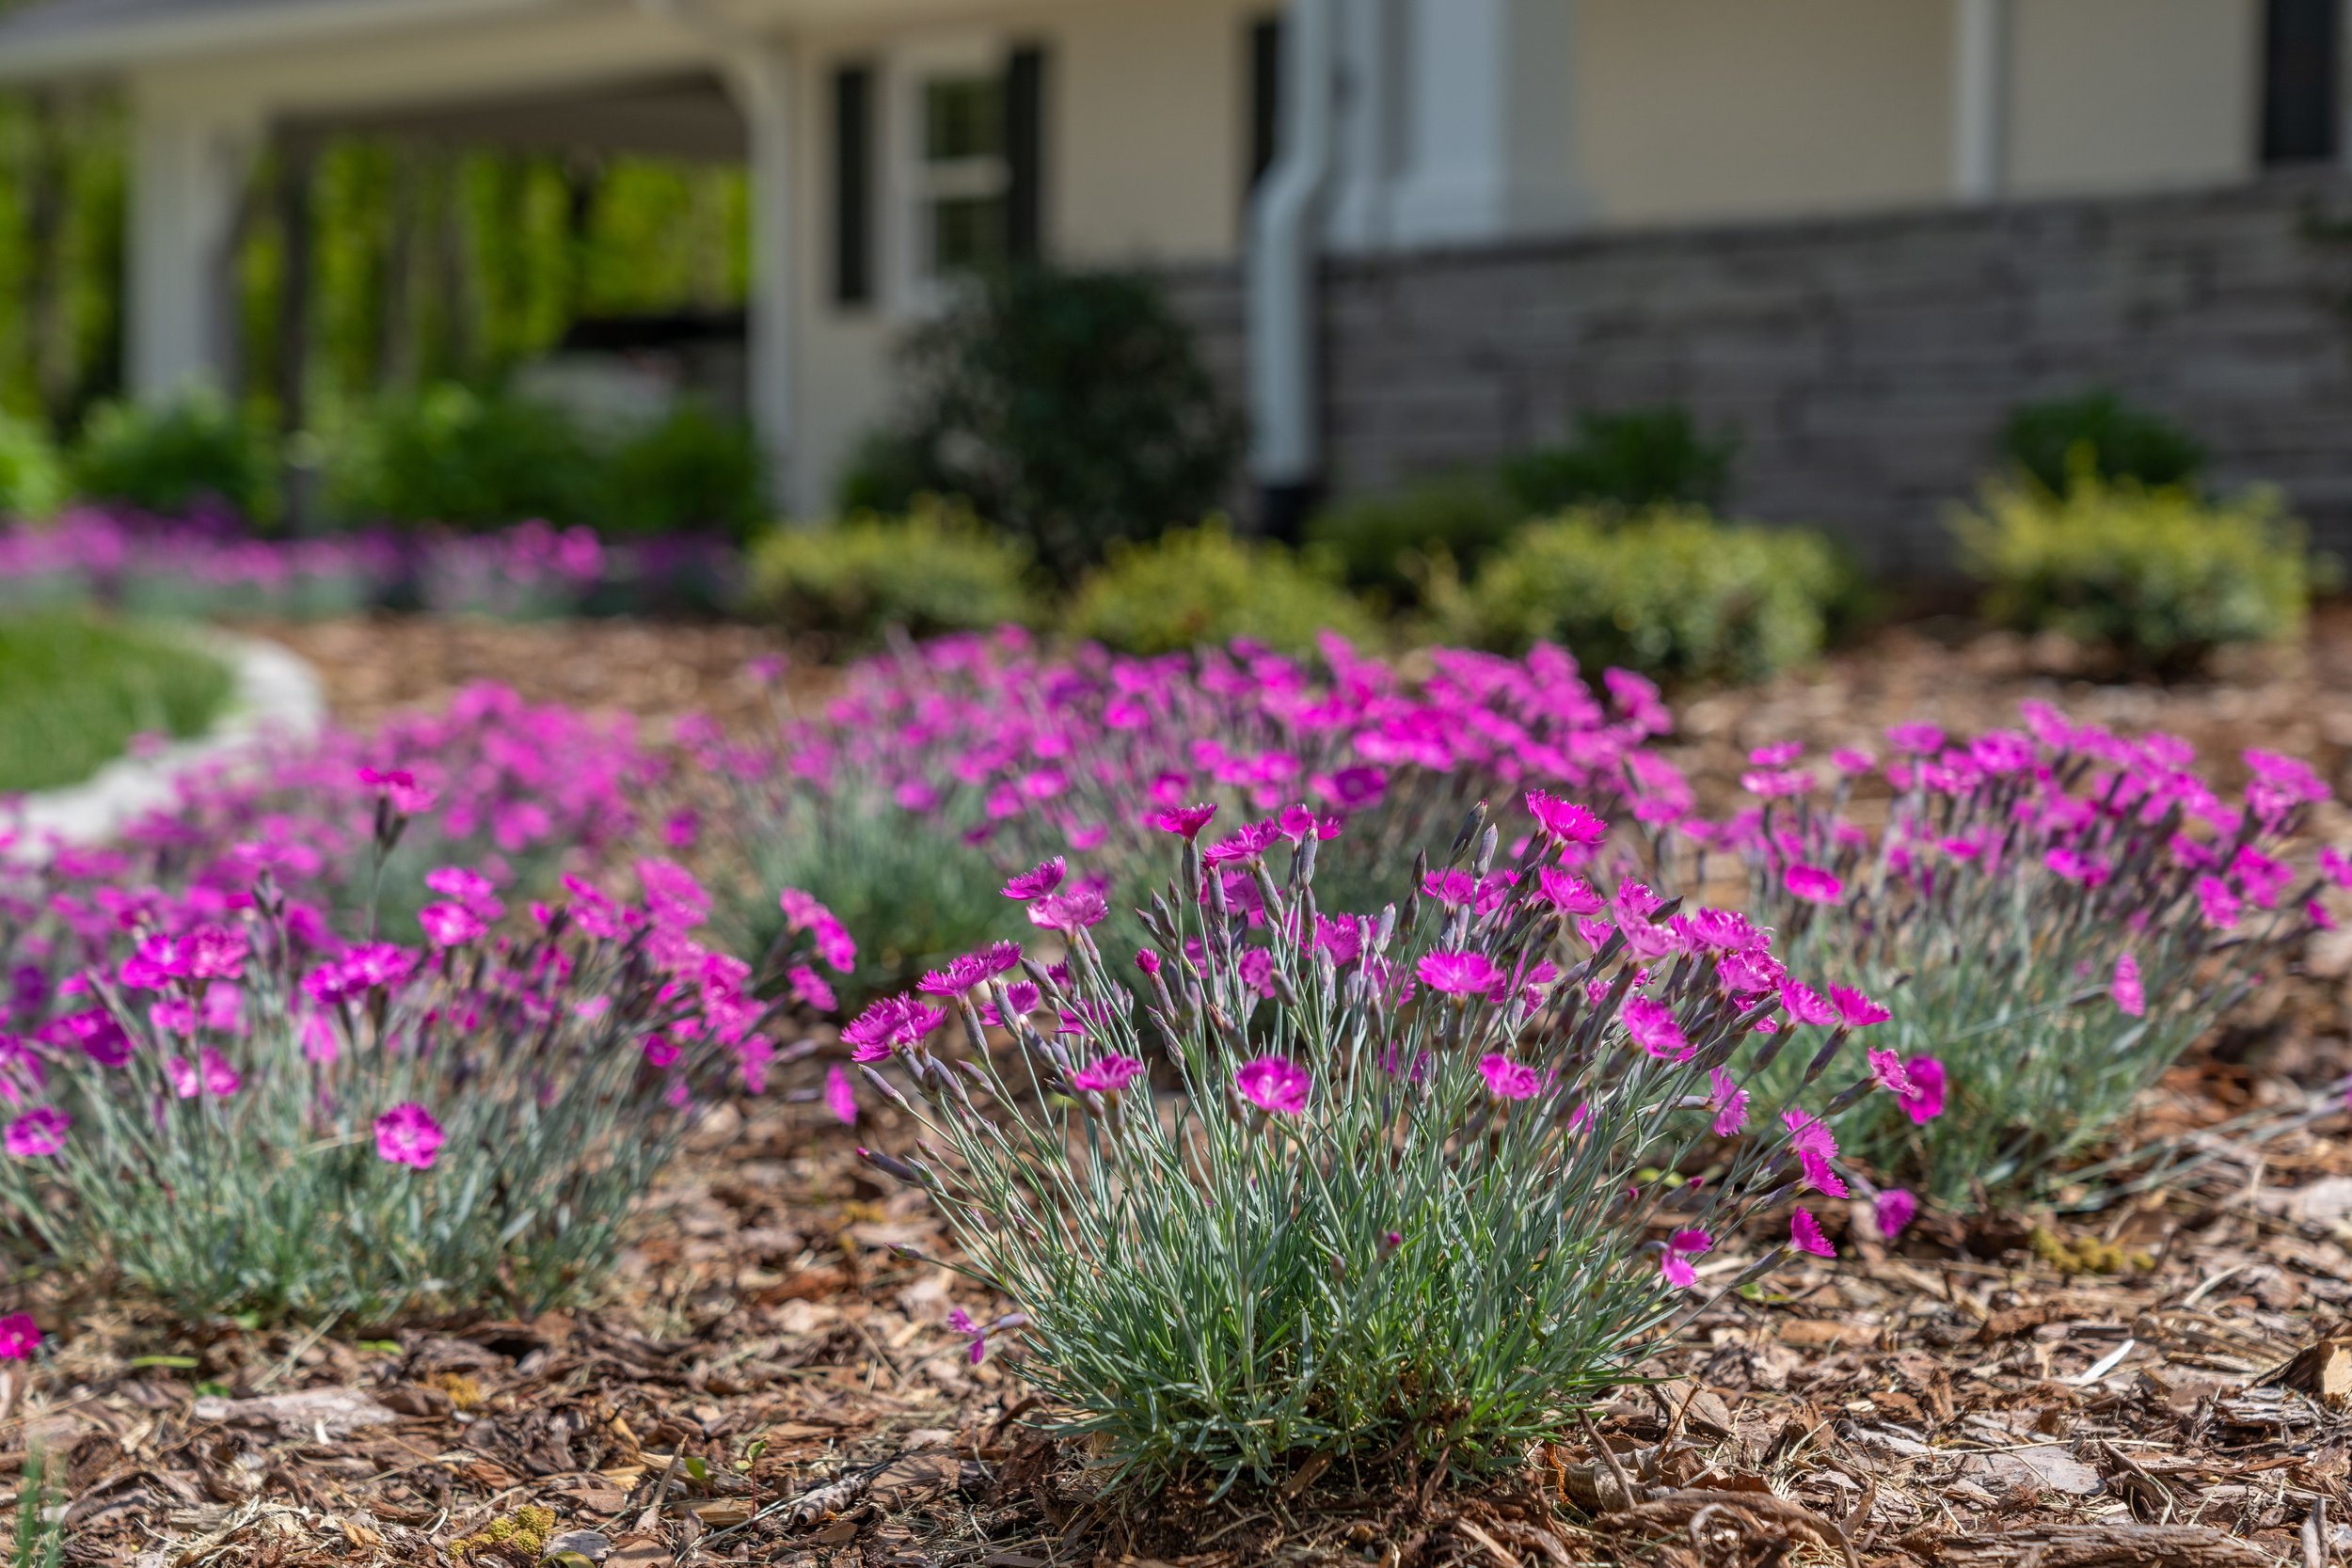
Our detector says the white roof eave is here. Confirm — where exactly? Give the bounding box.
[0,0,583,85]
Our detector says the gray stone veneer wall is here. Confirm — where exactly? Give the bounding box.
[1164,170,2352,575]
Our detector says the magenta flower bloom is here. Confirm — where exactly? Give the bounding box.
[1874,1188,1919,1239]
[1660,1228,1712,1289]
[5,1106,69,1159]
[1866,1049,1914,1098]
[1002,857,1068,901]
[1707,1069,1749,1135]
[2195,876,2241,931]
[1417,949,1502,998]
[1525,788,1607,847]
[1027,888,1109,932]
[417,901,485,947]
[1885,722,1945,756]
[1234,1055,1311,1116]
[1898,1055,1947,1124]
[1536,866,1605,915]
[1749,740,1804,767]
[1782,1109,1849,1198]
[787,965,837,1014]
[1783,864,1844,906]
[1780,981,1838,1027]
[0,1313,40,1361]
[1134,948,1163,976]
[1477,1053,1542,1101]
[1621,995,1691,1061]
[373,1102,444,1169]
[2043,847,2111,888]
[2111,953,2146,1018]
[1828,985,1889,1028]
[949,1307,989,1365]
[824,1064,859,1126]
[1073,1054,1145,1095]
[1790,1208,1836,1258]
[1149,801,1219,839]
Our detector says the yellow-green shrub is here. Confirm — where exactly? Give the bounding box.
[1441,506,1848,684]
[1954,472,2313,673]
[748,503,1040,648]
[1067,522,1378,656]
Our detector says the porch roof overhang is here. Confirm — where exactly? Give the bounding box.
[0,0,582,84]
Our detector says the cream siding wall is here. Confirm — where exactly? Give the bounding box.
[1574,0,1953,225]
[2006,0,2261,196]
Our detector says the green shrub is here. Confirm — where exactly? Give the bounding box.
[1502,406,1737,514]
[2002,388,2205,496]
[1954,471,2312,673]
[748,503,1039,648]
[0,611,233,793]
[1444,506,1847,684]
[0,411,69,522]
[601,402,771,541]
[1067,522,1379,657]
[1304,475,1523,608]
[324,382,598,530]
[850,265,1244,580]
[72,393,277,522]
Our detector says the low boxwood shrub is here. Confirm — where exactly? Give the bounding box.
[1953,472,2313,674]
[1502,406,1736,514]
[600,402,771,542]
[323,383,601,531]
[1066,523,1378,657]
[2002,388,2205,496]
[72,393,277,523]
[854,806,1888,1486]
[1443,506,1849,684]
[1303,475,1523,609]
[747,504,1039,649]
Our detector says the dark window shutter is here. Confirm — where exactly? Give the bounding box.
[1248,15,1283,191]
[832,62,875,305]
[1005,43,1046,261]
[2263,0,2339,164]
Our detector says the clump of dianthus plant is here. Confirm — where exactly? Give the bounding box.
[852,793,1900,1491]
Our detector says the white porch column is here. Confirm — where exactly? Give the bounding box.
[1327,0,1400,253]
[1951,0,2010,200]
[128,90,259,401]
[722,42,797,512]
[1389,0,1586,247]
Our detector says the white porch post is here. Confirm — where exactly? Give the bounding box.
[723,42,797,513]
[128,90,259,401]
[1951,0,2010,200]
[1389,0,1586,247]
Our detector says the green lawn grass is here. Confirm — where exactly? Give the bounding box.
[0,611,234,795]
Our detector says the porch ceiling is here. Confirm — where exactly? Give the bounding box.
[285,70,745,161]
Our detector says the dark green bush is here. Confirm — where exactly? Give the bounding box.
[1502,406,1736,514]
[2002,389,2205,496]
[324,383,599,531]
[1443,505,1848,684]
[1954,471,2313,674]
[1303,475,1523,608]
[601,403,771,541]
[72,394,277,522]
[1067,522,1378,657]
[846,266,1243,580]
[747,503,1039,649]
[0,411,69,521]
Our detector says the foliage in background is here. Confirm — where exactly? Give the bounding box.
[71,394,277,523]
[842,266,1243,581]
[867,808,1885,1485]
[2002,388,2206,497]
[1443,506,1850,684]
[600,402,770,542]
[1066,523,1377,657]
[1717,710,2335,1206]
[0,611,231,794]
[322,382,596,530]
[1955,470,2314,674]
[0,88,125,432]
[1503,406,1738,515]
[747,505,1039,651]
[0,409,65,520]
[1303,474,1523,610]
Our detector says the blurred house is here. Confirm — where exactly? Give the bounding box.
[3,0,2350,556]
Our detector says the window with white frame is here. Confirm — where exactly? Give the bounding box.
[915,70,1010,276]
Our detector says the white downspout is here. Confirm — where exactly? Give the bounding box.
[1951,0,2010,201]
[1247,0,1337,530]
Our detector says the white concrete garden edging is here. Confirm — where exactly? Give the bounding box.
[7,631,326,856]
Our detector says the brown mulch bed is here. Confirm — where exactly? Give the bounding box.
[7,610,2352,1565]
